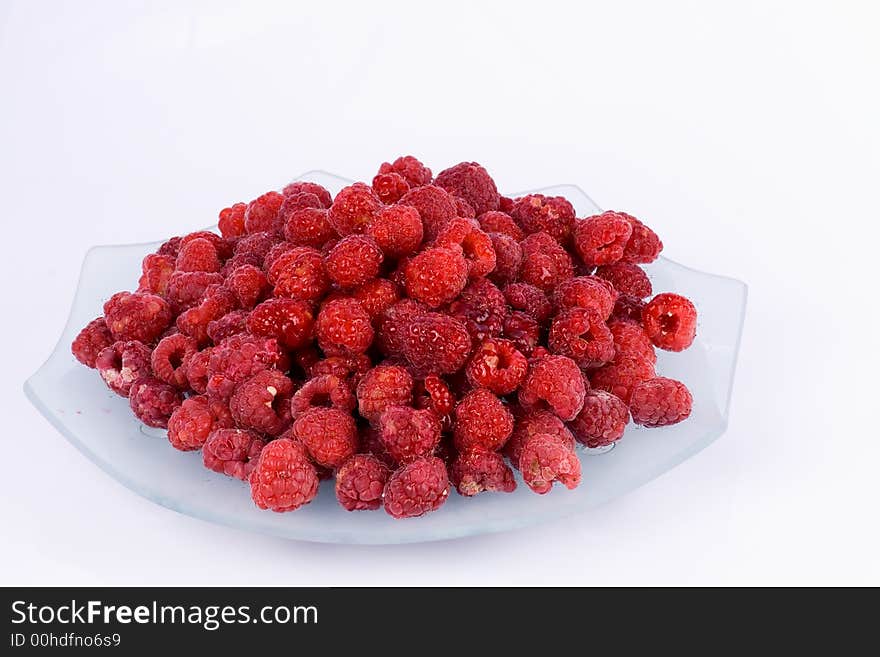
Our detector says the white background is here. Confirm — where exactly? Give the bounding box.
[1,0,878,586]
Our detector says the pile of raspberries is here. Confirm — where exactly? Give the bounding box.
[71,157,697,519]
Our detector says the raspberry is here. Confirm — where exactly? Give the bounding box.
[610,294,645,323]
[519,434,581,494]
[233,231,277,263]
[487,233,522,284]
[151,333,197,388]
[94,339,152,397]
[402,312,471,376]
[250,439,319,512]
[642,293,697,352]
[572,212,634,267]
[447,277,508,345]
[379,405,441,464]
[465,338,527,395]
[453,196,476,218]
[167,395,233,451]
[156,236,182,257]
[262,242,299,272]
[478,210,525,241]
[350,278,399,322]
[501,311,541,356]
[413,374,455,419]
[315,298,374,356]
[376,299,428,357]
[225,264,268,309]
[629,377,692,427]
[548,307,615,369]
[138,253,175,296]
[552,276,616,320]
[218,202,247,239]
[230,369,294,435]
[278,191,323,229]
[268,247,329,302]
[518,354,586,421]
[595,262,652,299]
[180,230,233,260]
[404,246,469,308]
[378,155,433,187]
[451,449,516,496]
[183,347,211,394]
[568,390,629,448]
[166,271,224,312]
[609,320,656,364]
[361,425,397,469]
[175,237,221,273]
[291,374,356,417]
[519,232,574,293]
[335,454,390,511]
[589,357,655,404]
[244,191,285,235]
[328,182,380,235]
[367,204,424,258]
[103,291,172,343]
[453,388,513,452]
[371,172,410,204]
[324,235,384,288]
[503,282,552,323]
[281,181,333,208]
[72,318,114,368]
[619,212,663,264]
[128,375,183,429]
[293,407,358,468]
[203,428,266,481]
[503,410,576,467]
[282,207,336,248]
[510,194,575,244]
[383,456,449,519]
[356,365,413,424]
[176,286,238,345]
[498,196,515,212]
[309,354,372,388]
[398,185,457,240]
[434,161,500,216]
[246,298,314,350]
[206,333,289,400]
[435,217,497,278]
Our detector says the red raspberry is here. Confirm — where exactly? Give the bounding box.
[250,439,319,512]
[233,231,277,263]
[379,405,441,464]
[138,253,175,296]
[129,375,183,428]
[360,425,397,470]
[225,264,267,309]
[453,196,476,218]
[167,395,233,451]
[503,282,552,323]
[290,374,355,417]
[328,182,380,235]
[72,318,114,368]
[175,237,221,273]
[402,312,472,376]
[203,428,266,481]
[451,449,516,496]
[268,246,329,302]
[398,185,457,240]
[151,333,197,388]
[244,191,285,235]
[278,191,323,227]
[404,246,469,308]
[413,374,455,419]
[568,390,630,448]
[548,307,615,369]
[519,232,574,293]
[95,340,152,397]
[596,262,652,299]
[552,276,616,320]
[434,161,500,216]
[629,377,692,427]
[487,233,522,285]
[166,271,224,312]
[376,299,428,357]
[282,207,336,248]
[156,236,182,257]
[335,454,390,511]
[609,320,656,365]
[350,278,399,322]
[573,212,634,267]
[478,210,525,241]
[465,338,527,395]
[281,181,333,208]
[383,456,449,519]
[519,434,581,494]
[176,286,238,345]
[218,202,247,239]
[378,155,433,187]
[435,217,497,278]
[308,354,372,388]
[228,369,293,435]
[503,410,576,467]
[103,291,172,343]
[447,277,508,345]
[179,230,233,260]
[208,308,252,343]
[510,194,576,244]
[618,212,663,264]
[356,365,414,424]
[207,333,289,400]
[316,297,374,356]
[244,298,313,351]
[518,355,586,421]
[324,235,384,288]
[502,311,541,356]
[262,242,299,272]
[183,347,211,394]
[642,293,697,351]
[367,204,424,258]
[610,294,645,324]
[294,407,358,468]
[371,172,410,204]
[453,388,514,452]
[589,357,655,404]
[498,196,515,213]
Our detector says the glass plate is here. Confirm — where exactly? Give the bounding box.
[24,171,747,544]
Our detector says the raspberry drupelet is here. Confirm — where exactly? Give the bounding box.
[383,456,449,519]
[335,454,390,511]
[642,293,697,352]
[203,428,266,481]
[413,374,455,419]
[250,439,319,513]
